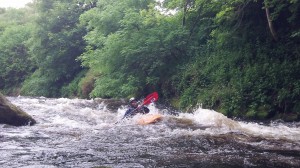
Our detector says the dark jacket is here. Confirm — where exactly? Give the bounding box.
[123,106,150,118]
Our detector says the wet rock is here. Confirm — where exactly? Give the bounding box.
[0,92,36,126]
[94,98,127,112]
[272,113,300,122]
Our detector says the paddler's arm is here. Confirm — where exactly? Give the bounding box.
[122,108,134,119]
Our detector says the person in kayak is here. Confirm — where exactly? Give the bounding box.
[123,97,150,118]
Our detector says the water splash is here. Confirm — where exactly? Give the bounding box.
[1,96,299,168]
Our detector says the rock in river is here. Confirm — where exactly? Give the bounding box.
[0,92,36,126]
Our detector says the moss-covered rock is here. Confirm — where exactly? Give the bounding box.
[0,92,36,126]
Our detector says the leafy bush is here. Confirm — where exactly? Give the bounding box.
[21,70,59,97]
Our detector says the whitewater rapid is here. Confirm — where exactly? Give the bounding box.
[1,96,299,168]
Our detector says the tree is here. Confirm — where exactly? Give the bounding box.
[0,7,36,94]
[21,0,87,97]
[79,0,191,98]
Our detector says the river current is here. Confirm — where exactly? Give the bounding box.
[1,96,300,168]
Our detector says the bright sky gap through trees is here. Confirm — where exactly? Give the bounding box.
[0,0,33,8]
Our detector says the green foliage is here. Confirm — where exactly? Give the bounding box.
[61,70,87,98]
[0,7,36,94]
[166,0,300,120]
[23,0,87,97]
[76,0,300,120]
[177,38,300,118]
[78,69,98,98]
[21,70,59,97]
[1,0,300,120]
[79,0,189,98]
[0,7,34,31]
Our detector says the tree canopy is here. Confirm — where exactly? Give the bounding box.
[1,0,300,120]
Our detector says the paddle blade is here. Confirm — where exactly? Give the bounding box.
[143,92,159,105]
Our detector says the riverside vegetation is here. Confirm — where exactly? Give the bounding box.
[0,0,299,121]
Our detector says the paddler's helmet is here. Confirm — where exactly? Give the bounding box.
[129,97,136,103]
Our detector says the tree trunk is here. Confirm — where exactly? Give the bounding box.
[265,7,278,41]
[182,0,188,26]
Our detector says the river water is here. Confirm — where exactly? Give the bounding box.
[1,96,300,168]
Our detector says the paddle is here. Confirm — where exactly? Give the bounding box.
[115,92,159,123]
[141,91,159,106]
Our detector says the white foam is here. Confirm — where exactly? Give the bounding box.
[174,107,300,141]
[6,96,300,142]
[239,122,300,141]
[51,115,80,128]
[179,108,241,129]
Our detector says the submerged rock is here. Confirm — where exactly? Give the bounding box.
[94,98,127,111]
[0,92,36,126]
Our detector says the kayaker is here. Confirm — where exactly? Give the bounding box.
[123,97,149,118]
